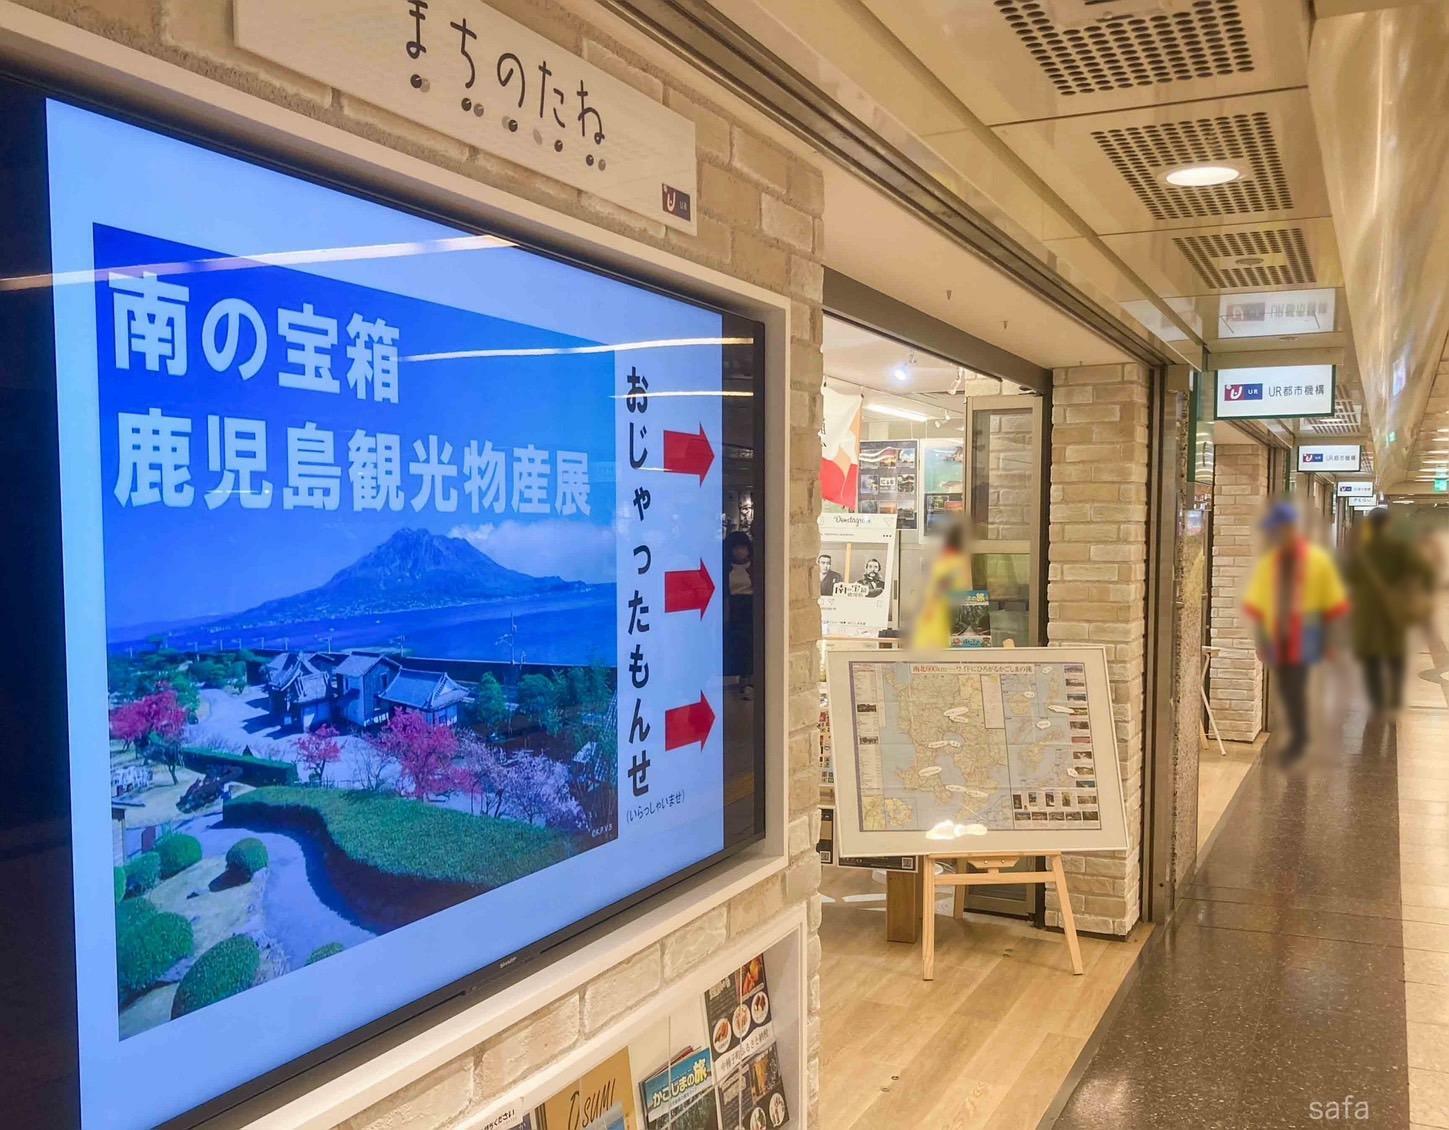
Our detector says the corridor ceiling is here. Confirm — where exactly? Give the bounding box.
[698,0,1379,471]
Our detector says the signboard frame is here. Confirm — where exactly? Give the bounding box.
[825,646,1129,858]
[1214,364,1337,421]
[1297,444,1362,473]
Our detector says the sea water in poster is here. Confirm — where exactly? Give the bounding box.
[48,101,730,1129]
[920,439,964,532]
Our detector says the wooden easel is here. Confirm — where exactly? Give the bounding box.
[921,851,1083,978]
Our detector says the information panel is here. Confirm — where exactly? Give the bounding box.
[1298,444,1362,472]
[825,648,1128,857]
[33,95,764,1129]
[1215,364,1335,420]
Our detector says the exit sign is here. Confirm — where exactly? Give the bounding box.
[1435,479,1448,493]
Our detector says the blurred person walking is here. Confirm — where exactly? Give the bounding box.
[1343,508,1434,714]
[1243,501,1350,763]
[912,517,976,649]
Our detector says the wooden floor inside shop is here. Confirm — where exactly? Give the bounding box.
[817,735,1261,1128]
[817,864,1149,1129]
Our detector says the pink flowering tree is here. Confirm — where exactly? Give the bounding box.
[495,752,585,829]
[294,724,343,786]
[109,684,188,784]
[369,709,458,800]
[451,730,502,816]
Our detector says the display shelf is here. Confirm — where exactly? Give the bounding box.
[460,905,809,1130]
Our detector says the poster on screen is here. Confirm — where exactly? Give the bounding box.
[1215,365,1335,420]
[1297,444,1361,472]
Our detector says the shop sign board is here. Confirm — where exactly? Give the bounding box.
[826,647,1130,857]
[1216,364,1335,420]
[1336,481,1374,497]
[1348,497,1379,511]
[818,512,897,637]
[1298,444,1361,472]
[1217,288,1336,338]
[235,0,697,233]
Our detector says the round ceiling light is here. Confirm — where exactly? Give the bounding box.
[1163,163,1244,188]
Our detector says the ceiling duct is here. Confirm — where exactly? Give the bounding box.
[1093,112,1291,221]
[992,0,1255,98]
[1174,228,1316,290]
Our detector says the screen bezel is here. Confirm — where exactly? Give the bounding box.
[0,66,771,1130]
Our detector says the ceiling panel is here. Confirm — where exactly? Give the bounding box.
[1094,216,1341,299]
[995,89,1330,235]
[860,0,1310,127]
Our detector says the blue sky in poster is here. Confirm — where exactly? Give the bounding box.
[95,225,615,633]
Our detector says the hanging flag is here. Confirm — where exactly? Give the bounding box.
[820,384,861,508]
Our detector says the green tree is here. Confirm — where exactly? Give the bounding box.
[470,673,510,739]
[517,673,562,736]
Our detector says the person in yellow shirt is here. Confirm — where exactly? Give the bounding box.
[1242,501,1349,763]
[912,518,975,650]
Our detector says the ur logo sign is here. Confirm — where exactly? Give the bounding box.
[1224,383,1263,402]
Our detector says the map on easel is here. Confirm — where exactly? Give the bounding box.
[826,646,1129,857]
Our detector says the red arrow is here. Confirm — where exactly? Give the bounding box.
[664,560,716,617]
[662,425,714,483]
[665,693,715,750]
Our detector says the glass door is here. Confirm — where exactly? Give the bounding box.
[964,395,1044,646]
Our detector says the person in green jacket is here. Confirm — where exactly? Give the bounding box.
[1343,508,1435,713]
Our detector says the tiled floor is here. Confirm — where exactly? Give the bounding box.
[1049,588,1449,1129]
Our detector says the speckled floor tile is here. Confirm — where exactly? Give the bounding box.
[1048,662,1412,1129]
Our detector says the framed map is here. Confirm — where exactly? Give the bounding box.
[825,647,1129,856]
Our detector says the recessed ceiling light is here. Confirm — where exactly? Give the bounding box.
[891,365,909,383]
[1163,163,1244,188]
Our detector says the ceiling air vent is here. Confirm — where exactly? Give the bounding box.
[992,0,1255,97]
[1174,228,1315,289]
[1092,112,1292,221]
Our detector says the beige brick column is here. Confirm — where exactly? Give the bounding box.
[1209,444,1269,742]
[30,0,827,1124]
[1045,362,1150,936]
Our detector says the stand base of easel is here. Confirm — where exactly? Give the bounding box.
[922,851,1084,979]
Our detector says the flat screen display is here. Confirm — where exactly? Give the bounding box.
[1297,444,1361,473]
[1215,364,1335,420]
[0,76,765,1129]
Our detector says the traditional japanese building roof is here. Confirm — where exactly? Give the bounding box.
[292,671,331,704]
[378,668,469,712]
[334,653,386,678]
[264,651,335,693]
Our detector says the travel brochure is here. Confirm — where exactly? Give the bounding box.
[510,953,789,1130]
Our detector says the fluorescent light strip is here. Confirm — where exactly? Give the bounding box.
[406,336,755,361]
[0,234,515,292]
[865,401,931,423]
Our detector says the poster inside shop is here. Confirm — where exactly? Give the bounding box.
[39,98,759,1130]
[817,512,897,637]
[950,589,991,648]
[920,438,965,533]
[825,647,1130,856]
[857,440,918,530]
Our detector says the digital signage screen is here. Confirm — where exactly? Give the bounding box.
[1297,444,1362,473]
[0,76,766,1129]
[1215,364,1335,420]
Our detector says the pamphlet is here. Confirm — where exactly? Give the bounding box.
[639,1047,720,1130]
[537,1048,638,1130]
[949,588,991,648]
[704,954,789,1130]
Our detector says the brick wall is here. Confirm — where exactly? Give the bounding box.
[1045,363,1150,936]
[18,0,826,1123]
[1209,444,1268,743]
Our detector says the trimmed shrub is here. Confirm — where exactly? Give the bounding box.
[115,894,157,934]
[155,833,202,879]
[182,747,297,785]
[305,942,344,965]
[171,935,260,1019]
[124,851,161,896]
[113,866,125,904]
[225,837,268,879]
[115,898,193,999]
[224,787,578,888]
